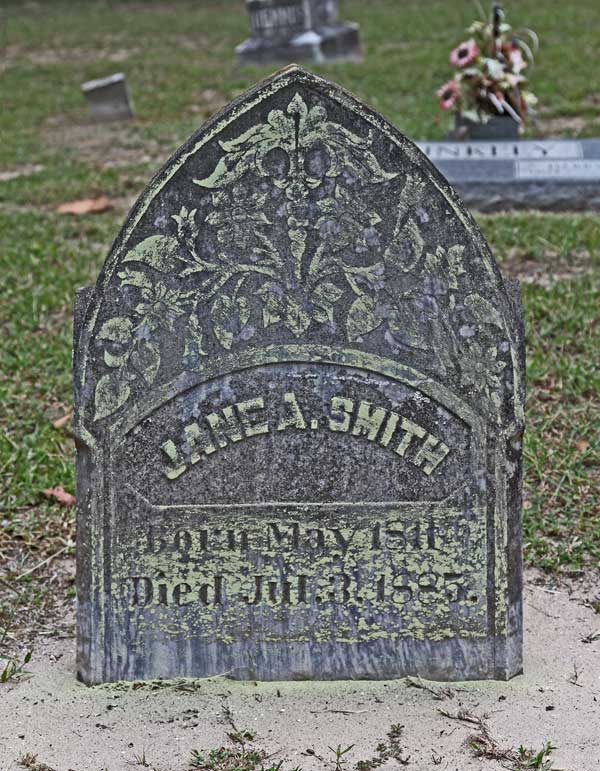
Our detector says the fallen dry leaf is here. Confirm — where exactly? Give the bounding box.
[575,440,590,453]
[52,411,73,429]
[56,196,111,215]
[43,485,76,507]
[0,163,44,182]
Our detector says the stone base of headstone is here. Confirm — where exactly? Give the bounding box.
[236,22,362,64]
[81,73,134,122]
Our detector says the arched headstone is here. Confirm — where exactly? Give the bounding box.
[74,66,524,684]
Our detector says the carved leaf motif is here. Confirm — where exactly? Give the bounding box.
[464,294,504,329]
[94,373,130,421]
[117,268,153,289]
[171,206,199,253]
[103,349,129,368]
[388,303,428,350]
[194,105,294,190]
[384,217,425,271]
[257,282,284,327]
[123,235,181,273]
[183,315,208,366]
[343,263,385,296]
[97,317,133,368]
[319,122,398,185]
[211,294,250,350]
[130,340,161,385]
[447,245,466,289]
[310,281,344,323]
[284,296,312,338]
[347,295,383,341]
[97,317,133,343]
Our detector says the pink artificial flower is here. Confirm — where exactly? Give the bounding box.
[509,46,527,74]
[450,39,479,68]
[437,80,460,110]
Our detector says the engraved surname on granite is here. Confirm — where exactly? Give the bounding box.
[515,159,600,179]
[250,2,305,34]
[418,141,583,161]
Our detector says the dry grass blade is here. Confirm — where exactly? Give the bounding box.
[406,675,455,700]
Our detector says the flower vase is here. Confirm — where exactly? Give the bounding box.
[454,114,520,140]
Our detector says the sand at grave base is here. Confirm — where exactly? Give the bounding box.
[0,570,598,771]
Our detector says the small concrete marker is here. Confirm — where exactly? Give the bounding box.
[81,72,134,122]
[74,66,524,685]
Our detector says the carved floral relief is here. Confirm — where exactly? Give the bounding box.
[93,93,509,421]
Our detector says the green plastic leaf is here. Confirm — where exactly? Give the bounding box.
[94,372,130,421]
[130,340,161,385]
[122,235,180,273]
[346,295,383,341]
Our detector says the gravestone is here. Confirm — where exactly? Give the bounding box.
[74,65,524,684]
[417,139,600,211]
[81,73,134,122]
[236,0,361,65]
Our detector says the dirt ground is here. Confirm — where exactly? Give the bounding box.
[0,570,599,771]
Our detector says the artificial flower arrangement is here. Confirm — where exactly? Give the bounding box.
[437,3,539,127]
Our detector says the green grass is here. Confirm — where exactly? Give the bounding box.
[0,0,598,610]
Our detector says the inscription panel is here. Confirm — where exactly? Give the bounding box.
[119,364,471,505]
[112,501,487,649]
[248,1,306,37]
[515,159,600,180]
[109,362,485,654]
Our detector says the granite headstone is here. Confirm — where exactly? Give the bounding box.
[236,0,361,64]
[74,66,524,685]
[417,139,600,212]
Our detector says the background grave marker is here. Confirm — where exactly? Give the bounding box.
[81,72,134,123]
[418,139,600,211]
[236,0,361,64]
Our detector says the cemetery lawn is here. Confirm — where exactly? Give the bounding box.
[1,0,599,632]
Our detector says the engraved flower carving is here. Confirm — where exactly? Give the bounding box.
[459,342,507,407]
[91,91,512,423]
[316,185,382,253]
[207,185,271,250]
[134,284,194,332]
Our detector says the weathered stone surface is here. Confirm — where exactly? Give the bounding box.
[74,66,524,684]
[417,139,600,212]
[236,0,361,65]
[81,73,134,123]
